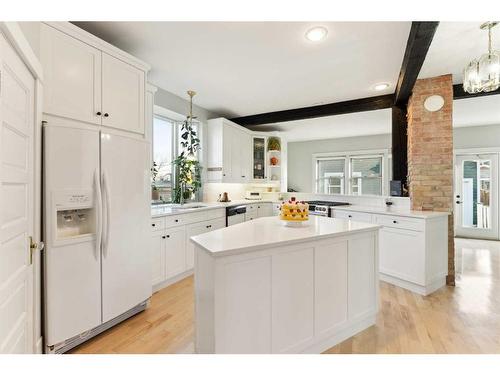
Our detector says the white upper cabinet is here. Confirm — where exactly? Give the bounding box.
[40,23,148,135]
[101,53,145,134]
[207,118,252,183]
[41,23,102,125]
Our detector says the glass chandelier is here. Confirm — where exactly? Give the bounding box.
[463,21,500,94]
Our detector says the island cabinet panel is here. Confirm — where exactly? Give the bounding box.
[348,236,378,320]
[378,227,425,285]
[314,241,348,337]
[216,257,272,353]
[271,248,314,353]
[193,216,380,354]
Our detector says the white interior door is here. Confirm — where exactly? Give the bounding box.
[0,33,35,353]
[100,132,151,322]
[455,154,499,239]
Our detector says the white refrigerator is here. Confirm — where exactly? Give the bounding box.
[43,123,151,353]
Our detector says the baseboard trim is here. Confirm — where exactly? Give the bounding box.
[153,269,194,293]
[380,273,446,296]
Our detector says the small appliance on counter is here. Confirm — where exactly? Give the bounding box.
[218,192,231,202]
[307,200,351,217]
[245,190,262,200]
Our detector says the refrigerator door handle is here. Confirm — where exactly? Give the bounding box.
[94,169,103,260]
[102,170,111,257]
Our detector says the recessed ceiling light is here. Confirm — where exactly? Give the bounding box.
[374,83,390,91]
[305,27,328,42]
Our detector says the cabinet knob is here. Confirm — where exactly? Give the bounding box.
[175,219,179,222]
[152,223,156,227]
[96,111,102,116]
[348,215,352,218]
[166,235,170,238]
[104,113,109,117]
[162,235,166,239]
[206,225,212,228]
[393,220,397,224]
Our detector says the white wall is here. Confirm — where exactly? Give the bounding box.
[287,133,392,192]
[454,124,500,149]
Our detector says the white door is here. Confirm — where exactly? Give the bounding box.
[222,125,232,181]
[455,154,499,239]
[101,53,145,134]
[100,132,151,322]
[40,23,102,125]
[43,125,102,346]
[0,33,35,353]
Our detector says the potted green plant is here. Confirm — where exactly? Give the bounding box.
[267,136,281,151]
[172,91,203,204]
[151,161,160,201]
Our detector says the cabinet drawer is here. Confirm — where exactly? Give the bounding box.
[165,214,185,228]
[246,204,258,212]
[151,217,165,231]
[205,208,225,221]
[375,215,424,232]
[333,210,373,223]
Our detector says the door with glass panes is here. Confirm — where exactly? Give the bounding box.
[454,154,499,239]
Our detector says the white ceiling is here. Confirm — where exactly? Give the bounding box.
[419,22,500,84]
[73,21,411,117]
[453,95,500,128]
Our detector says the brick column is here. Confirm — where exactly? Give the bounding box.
[407,74,455,286]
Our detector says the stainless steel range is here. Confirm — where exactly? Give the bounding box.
[307,201,351,217]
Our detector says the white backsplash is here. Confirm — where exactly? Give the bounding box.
[203,183,410,209]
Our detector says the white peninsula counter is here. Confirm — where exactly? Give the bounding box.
[191,216,381,354]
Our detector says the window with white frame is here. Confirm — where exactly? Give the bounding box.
[349,155,383,196]
[315,158,345,194]
[314,150,389,196]
[152,114,201,203]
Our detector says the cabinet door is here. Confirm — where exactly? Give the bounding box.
[222,125,232,181]
[151,231,166,286]
[186,218,226,269]
[165,227,187,278]
[186,223,210,270]
[379,227,425,284]
[239,132,252,182]
[257,203,273,217]
[230,127,243,181]
[40,23,101,124]
[101,52,145,134]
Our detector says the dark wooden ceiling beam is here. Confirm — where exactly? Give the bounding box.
[394,21,439,105]
[453,84,500,100]
[230,94,394,127]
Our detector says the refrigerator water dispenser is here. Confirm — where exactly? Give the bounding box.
[56,208,94,239]
[52,190,95,241]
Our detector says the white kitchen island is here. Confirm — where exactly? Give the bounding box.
[191,216,381,354]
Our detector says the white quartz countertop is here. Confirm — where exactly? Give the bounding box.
[151,199,277,218]
[331,205,450,219]
[190,216,381,257]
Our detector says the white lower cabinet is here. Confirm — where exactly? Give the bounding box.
[151,231,166,285]
[245,202,273,221]
[151,209,226,290]
[185,218,225,269]
[331,208,448,296]
[165,227,187,279]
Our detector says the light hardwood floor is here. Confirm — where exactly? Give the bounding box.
[71,238,500,354]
